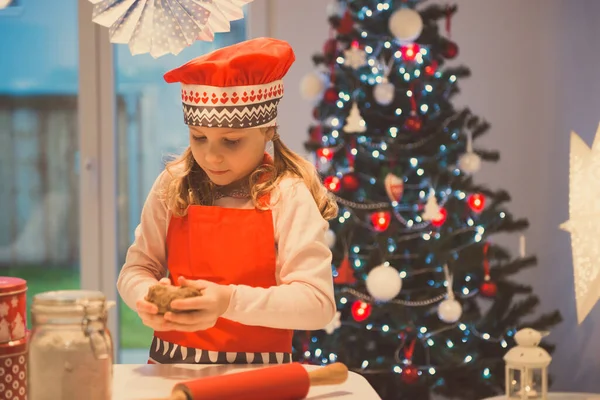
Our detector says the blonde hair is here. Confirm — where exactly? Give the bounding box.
[162,128,338,220]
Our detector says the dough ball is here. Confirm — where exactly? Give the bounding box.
[145,284,202,314]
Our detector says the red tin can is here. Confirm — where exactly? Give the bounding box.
[0,335,28,400]
[0,277,27,343]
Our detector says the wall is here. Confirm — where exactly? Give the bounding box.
[255,0,600,394]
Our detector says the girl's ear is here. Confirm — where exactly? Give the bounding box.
[262,127,275,141]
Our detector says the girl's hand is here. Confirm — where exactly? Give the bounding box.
[136,298,179,331]
[163,277,233,332]
[135,278,176,331]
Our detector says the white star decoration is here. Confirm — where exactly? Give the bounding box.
[343,46,367,69]
[560,123,600,324]
[0,302,8,318]
[88,0,254,58]
[324,311,341,334]
[10,297,18,308]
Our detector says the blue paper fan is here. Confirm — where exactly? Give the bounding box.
[89,0,252,58]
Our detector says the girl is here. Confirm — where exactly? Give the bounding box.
[117,37,338,365]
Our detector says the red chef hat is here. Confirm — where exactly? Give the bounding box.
[164,37,295,129]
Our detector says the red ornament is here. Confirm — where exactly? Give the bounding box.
[443,41,459,59]
[404,115,422,132]
[424,60,438,76]
[480,243,496,297]
[324,176,341,192]
[310,125,323,142]
[401,364,420,384]
[371,211,391,232]
[334,253,356,285]
[399,338,419,384]
[467,193,485,213]
[480,280,497,297]
[324,87,339,104]
[316,147,334,161]
[337,10,355,35]
[323,39,338,57]
[401,44,421,61]
[312,107,321,120]
[431,208,447,227]
[351,301,372,322]
[341,173,360,192]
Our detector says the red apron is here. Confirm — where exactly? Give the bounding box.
[149,192,293,364]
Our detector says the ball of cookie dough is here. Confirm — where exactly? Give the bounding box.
[145,284,202,314]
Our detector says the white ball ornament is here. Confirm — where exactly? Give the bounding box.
[326,1,344,18]
[388,8,423,43]
[324,229,336,249]
[300,71,326,101]
[458,152,482,174]
[438,264,463,323]
[366,263,402,302]
[437,298,463,323]
[373,78,395,105]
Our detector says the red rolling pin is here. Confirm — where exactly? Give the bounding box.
[165,362,349,400]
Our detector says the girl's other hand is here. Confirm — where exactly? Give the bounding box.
[163,277,233,332]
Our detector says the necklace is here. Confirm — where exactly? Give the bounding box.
[212,178,251,200]
[213,186,251,200]
[188,176,252,201]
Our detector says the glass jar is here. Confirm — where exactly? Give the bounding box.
[28,290,115,400]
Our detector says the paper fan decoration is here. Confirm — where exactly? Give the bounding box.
[88,0,253,58]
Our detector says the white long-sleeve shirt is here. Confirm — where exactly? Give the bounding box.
[117,172,336,331]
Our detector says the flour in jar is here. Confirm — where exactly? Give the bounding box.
[28,330,112,400]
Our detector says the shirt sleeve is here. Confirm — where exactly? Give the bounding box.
[221,178,337,330]
[117,171,170,311]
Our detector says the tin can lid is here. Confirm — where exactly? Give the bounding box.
[0,334,28,357]
[0,277,27,294]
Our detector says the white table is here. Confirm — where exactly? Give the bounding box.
[113,364,381,399]
[485,394,600,400]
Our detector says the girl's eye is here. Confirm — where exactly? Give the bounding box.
[224,139,241,146]
[193,136,206,142]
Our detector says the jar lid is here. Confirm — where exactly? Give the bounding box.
[33,290,106,306]
[0,335,28,357]
[32,290,110,318]
[0,277,27,294]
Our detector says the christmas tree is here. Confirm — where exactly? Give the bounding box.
[294,1,562,399]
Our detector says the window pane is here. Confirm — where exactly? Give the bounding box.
[0,0,80,325]
[114,17,247,363]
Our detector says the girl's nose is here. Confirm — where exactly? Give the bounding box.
[205,145,224,164]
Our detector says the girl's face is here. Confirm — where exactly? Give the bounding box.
[188,125,272,186]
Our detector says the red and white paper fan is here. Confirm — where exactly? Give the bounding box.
[88,0,253,58]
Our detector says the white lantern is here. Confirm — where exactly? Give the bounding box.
[503,328,551,400]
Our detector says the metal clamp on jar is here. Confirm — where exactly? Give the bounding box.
[28,290,115,400]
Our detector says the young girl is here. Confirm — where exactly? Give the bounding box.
[117,37,338,365]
